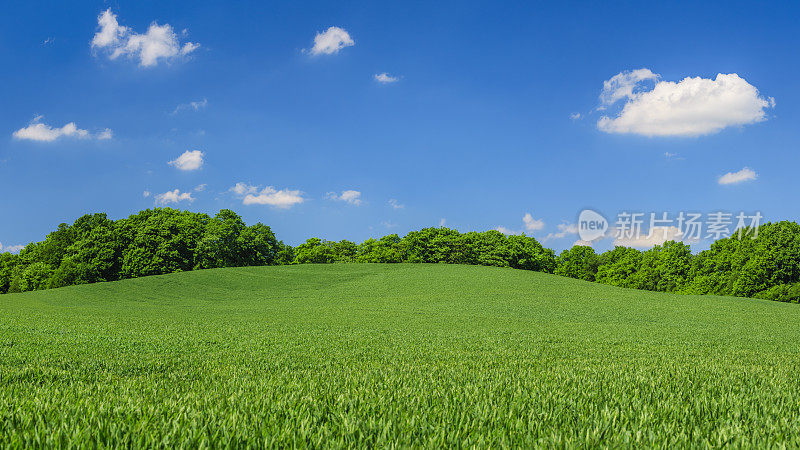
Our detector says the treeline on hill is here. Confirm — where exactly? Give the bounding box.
[1,208,800,303]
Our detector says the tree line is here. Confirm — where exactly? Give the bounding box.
[2,208,799,303]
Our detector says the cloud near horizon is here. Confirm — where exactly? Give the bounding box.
[231,183,305,208]
[597,70,774,137]
[155,189,194,205]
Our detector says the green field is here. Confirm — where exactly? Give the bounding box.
[2,264,800,447]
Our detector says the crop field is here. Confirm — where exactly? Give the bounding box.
[2,264,800,447]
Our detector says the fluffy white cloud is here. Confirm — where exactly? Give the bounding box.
[91,9,199,67]
[143,190,151,198]
[231,183,304,208]
[719,167,757,185]
[155,189,194,205]
[388,199,404,209]
[326,190,362,205]
[12,117,111,142]
[168,150,204,171]
[307,26,353,55]
[597,70,774,137]
[523,213,545,232]
[172,98,208,115]
[497,213,545,235]
[613,226,694,248]
[0,242,25,254]
[374,73,399,84]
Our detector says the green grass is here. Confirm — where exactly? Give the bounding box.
[2,264,800,447]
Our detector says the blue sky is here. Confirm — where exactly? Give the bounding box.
[2,0,799,253]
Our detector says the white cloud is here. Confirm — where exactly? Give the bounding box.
[599,68,659,106]
[613,226,693,248]
[497,213,545,236]
[232,183,304,208]
[572,240,594,247]
[142,190,151,198]
[326,190,362,206]
[155,189,194,205]
[172,98,208,115]
[194,184,207,192]
[495,226,521,235]
[91,9,199,67]
[439,218,446,227]
[597,71,774,137]
[97,128,113,140]
[570,112,582,120]
[541,222,578,242]
[719,167,757,185]
[523,213,545,232]
[0,242,25,254]
[374,73,399,84]
[388,199,404,209]
[307,26,353,55]
[168,150,204,171]
[12,117,112,142]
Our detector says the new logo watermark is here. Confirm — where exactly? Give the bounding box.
[577,209,762,243]
[578,209,608,241]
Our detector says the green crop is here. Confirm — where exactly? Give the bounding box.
[2,264,800,447]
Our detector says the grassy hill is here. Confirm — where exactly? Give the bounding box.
[2,264,800,446]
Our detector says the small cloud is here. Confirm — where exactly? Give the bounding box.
[497,213,545,236]
[381,221,398,228]
[168,150,204,171]
[388,199,404,209]
[91,9,199,67]
[495,226,521,235]
[142,190,151,198]
[306,26,353,55]
[42,37,54,46]
[155,189,194,205]
[12,116,111,142]
[541,222,578,242]
[439,218,446,227]
[374,73,399,84]
[523,213,545,232]
[172,98,208,115]
[194,184,207,192]
[231,183,305,208]
[0,242,25,254]
[719,167,757,185]
[97,128,114,140]
[570,112,582,120]
[572,240,594,247]
[326,190,362,206]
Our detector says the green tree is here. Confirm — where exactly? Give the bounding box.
[555,245,599,281]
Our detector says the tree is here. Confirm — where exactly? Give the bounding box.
[555,245,599,281]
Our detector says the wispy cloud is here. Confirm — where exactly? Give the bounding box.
[172,98,208,115]
[374,73,399,84]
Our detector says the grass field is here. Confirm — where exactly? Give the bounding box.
[2,264,800,447]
